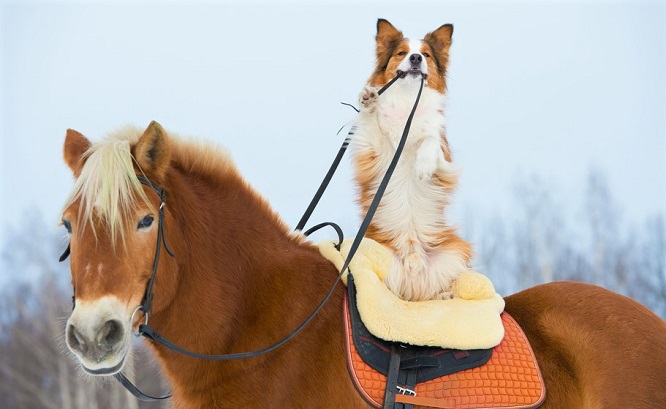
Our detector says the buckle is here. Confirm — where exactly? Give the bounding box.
[396,386,417,396]
[130,306,149,337]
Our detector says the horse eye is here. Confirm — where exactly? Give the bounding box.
[62,219,72,234]
[137,215,154,230]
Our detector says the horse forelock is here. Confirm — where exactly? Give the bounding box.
[62,128,154,248]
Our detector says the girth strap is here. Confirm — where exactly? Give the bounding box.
[383,345,421,409]
[383,345,402,409]
[402,370,417,409]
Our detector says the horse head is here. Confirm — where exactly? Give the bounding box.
[61,121,178,375]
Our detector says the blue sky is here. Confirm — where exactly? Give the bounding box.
[1,1,664,266]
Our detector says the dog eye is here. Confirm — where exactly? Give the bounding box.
[137,215,154,230]
[397,51,407,56]
[62,219,72,234]
[423,52,430,58]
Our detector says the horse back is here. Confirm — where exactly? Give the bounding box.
[505,281,666,409]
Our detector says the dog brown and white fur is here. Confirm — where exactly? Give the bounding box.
[351,19,473,301]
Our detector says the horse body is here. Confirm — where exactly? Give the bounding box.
[506,281,666,409]
[60,122,666,408]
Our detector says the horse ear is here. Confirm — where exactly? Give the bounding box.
[64,129,92,178]
[376,19,403,59]
[424,23,453,54]
[133,121,172,180]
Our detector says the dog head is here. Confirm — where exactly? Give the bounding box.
[369,19,453,93]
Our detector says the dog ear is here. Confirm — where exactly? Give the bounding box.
[424,24,453,54]
[375,19,404,62]
[424,24,453,78]
[64,129,92,178]
[133,121,172,181]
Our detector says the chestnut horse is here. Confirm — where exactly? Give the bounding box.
[61,122,666,408]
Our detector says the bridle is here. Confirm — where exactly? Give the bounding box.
[59,73,425,402]
[132,175,176,316]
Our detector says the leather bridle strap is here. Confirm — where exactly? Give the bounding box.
[294,136,350,232]
[110,176,177,401]
[303,222,344,250]
[135,175,175,315]
[294,73,403,232]
[113,372,171,402]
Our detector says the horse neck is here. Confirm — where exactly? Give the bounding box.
[147,165,340,395]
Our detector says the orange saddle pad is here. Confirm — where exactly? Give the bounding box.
[343,295,546,409]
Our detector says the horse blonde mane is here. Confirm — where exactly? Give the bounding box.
[62,124,296,250]
[62,127,153,247]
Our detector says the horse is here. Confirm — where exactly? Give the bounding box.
[60,121,666,408]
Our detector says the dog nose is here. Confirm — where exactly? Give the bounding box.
[409,54,423,66]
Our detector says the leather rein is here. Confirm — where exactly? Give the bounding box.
[59,73,424,402]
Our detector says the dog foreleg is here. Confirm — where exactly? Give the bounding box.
[414,135,446,180]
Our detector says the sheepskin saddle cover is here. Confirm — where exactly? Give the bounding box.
[318,238,505,349]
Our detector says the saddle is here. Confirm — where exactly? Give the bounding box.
[344,275,546,409]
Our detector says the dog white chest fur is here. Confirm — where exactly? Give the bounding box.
[352,79,467,301]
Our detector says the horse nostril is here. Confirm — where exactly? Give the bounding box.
[409,53,422,65]
[67,324,87,354]
[99,319,123,350]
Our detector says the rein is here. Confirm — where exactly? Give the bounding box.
[60,73,424,402]
[294,73,404,232]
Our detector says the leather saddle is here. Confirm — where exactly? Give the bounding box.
[344,274,546,409]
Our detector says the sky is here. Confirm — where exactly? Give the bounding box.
[1,0,664,268]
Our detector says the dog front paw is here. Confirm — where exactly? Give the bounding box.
[415,142,444,180]
[414,153,439,180]
[359,86,379,112]
[414,161,437,180]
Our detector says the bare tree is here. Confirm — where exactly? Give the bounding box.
[505,175,569,287]
[583,169,623,288]
[628,215,666,317]
[464,170,665,319]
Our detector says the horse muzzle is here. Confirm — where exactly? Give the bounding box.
[65,296,132,375]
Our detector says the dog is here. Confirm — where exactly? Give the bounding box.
[351,19,473,301]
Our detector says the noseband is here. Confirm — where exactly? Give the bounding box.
[59,73,425,402]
